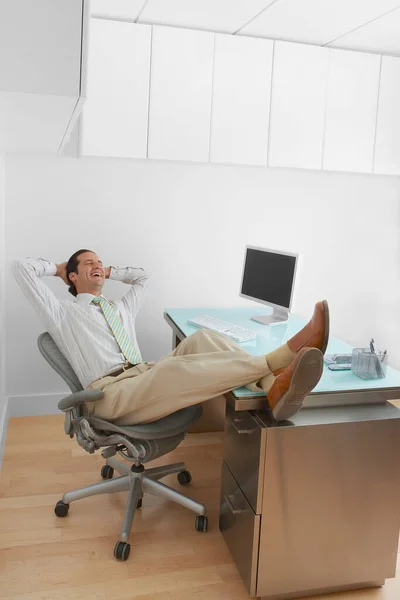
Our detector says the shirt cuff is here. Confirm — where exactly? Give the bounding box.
[40,259,57,277]
[109,266,146,283]
[25,258,57,277]
[109,266,124,281]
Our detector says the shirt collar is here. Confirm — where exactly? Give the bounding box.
[76,293,105,306]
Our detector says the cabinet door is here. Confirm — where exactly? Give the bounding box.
[268,41,329,170]
[148,26,214,162]
[210,34,273,166]
[80,19,151,159]
[374,55,400,175]
[323,48,380,173]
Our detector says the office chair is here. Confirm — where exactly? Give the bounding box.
[37,333,208,561]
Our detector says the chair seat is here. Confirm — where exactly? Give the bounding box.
[86,405,202,440]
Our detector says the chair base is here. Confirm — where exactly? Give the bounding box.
[56,456,207,560]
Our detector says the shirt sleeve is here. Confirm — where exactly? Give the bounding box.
[13,258,64,329]
[110,266,150,316]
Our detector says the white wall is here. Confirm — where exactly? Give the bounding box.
[5,156,400,409]
[0,155,7,462]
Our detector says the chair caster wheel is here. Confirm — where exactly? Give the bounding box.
[101,465,114,479]
[195,515,208,532]
[177,470,192,486]
[114,541,130,561]
[54,500,69,518]
[137,498,143,509]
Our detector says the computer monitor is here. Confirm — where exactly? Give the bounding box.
[240,246,299,325]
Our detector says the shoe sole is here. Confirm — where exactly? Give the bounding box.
[272,348,323,422]
[321,300,330,355]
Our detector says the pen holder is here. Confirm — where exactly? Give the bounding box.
[351,348,387,379]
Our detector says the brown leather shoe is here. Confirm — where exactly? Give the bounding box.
[267,347,323,421]
[287,300,329,355]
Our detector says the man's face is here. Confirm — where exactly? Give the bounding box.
[69,251,105,293]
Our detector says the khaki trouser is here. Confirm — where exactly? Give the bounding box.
[87,329,273,425]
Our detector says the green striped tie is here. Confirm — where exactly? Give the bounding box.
[92,297,142,365]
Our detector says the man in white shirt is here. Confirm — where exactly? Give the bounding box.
[14,249,329,423]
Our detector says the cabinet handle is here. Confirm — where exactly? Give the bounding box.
[225,494,243,515]
[231,417,256,435]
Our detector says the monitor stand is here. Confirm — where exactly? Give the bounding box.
[251,306,289,325]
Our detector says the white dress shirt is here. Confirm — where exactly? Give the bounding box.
[13,258,150,388]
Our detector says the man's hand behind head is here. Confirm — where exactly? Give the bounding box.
[56,262,69,286]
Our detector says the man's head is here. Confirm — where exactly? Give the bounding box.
[66,249,105,297]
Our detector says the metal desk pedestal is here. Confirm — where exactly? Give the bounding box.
[219,403,400,600]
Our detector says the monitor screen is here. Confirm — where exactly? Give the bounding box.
[240,247,297,310]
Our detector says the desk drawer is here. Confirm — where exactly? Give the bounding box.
[223,403,265,514]
[219,462,260,597]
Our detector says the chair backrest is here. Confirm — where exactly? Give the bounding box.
[37,332,83,394]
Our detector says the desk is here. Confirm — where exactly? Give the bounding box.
[164,307,400,600]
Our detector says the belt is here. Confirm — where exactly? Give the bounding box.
[106,363,136,378]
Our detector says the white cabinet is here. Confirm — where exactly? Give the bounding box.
[373,56,400,176]
[268,41,329,170]
[210,34,273,166]
[323,49,380,173]
[80,19,151,159]
[77,18,396,176]
[0,0,88,154]
[148,26,214,162]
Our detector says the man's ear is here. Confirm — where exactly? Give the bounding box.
[68,272,78,284]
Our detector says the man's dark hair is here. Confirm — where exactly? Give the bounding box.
[66,249,94,297]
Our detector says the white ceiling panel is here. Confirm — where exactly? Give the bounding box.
[91,0,147,21]
[137,0,275,34]
[329,8,400,55]
[239,0,400,46]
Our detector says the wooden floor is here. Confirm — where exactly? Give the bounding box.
[1,414,400,600]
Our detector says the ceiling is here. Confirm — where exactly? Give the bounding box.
[91,0,400,56]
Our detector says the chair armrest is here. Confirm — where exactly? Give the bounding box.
[58,390,104,411]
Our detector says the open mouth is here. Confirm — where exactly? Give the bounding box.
[91,272,103,278]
